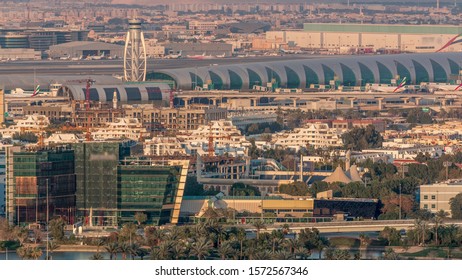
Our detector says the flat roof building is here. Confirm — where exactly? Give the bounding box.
[49,41,124,59]
[420,181,462,217]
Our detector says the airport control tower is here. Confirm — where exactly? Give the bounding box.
[123,19,147,82]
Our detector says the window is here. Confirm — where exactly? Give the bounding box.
[423,204,428,209]
[431,204,436,209]
[423,195,428,200]
[431,195,436,200]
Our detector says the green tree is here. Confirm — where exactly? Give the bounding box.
[450,193,462,219]
[230,182,261,196]
[189,237,213,260]
[134,212,147,226]
[119,223,137,244]
[12,132,38,143]
[49,217,65,241]
[406,108,433,124]
[342,125,383,151]
[105,242,119,260]
[379,226,401,246]
[90,252,104,260]
[252,220,267,240]
[184,176,206,196]
[279,181,310,196]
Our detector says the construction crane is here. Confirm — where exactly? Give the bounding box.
[66,78,95,141]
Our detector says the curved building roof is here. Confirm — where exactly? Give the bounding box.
[57,82,171,103]
[0,75,122,91]
[149,52,462,91]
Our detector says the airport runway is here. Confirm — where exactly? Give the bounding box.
[0,54,332,76]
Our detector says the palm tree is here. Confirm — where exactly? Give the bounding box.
[358,233,370,247]
[16,246,30,260]
[316,236,329,259]
[95,238,105,253]
[171,241,187,260]
[217,242,234,260]
[282,224,290,235]
[252,220,266,240]
[90,252,104,260]
[252,249,272,260]
[189,237,213,260]
[119,242,131,260]
[285,238,302,255]
[273,250,294,260]
[105,242,119,260]
[233,228,246,260]
[433,210,449,246]
[294,247,311,260]
[130,243,140,260]
[245,245,257,260]
[152,242,173,260]
[270,230,284,253]
[166,226,184,242]
[214,225,227,247]
[47,241,60,260]
[29,246,43,260]
[137,247,149,260]
[15,227,29,246]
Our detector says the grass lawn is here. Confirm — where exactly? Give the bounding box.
[400,247,452,259]
[329,237,360,248]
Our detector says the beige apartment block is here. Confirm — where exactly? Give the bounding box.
[420,182,462,216]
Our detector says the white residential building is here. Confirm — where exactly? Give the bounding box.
[273,123,344,150]
[144,136,185,156]
[0,115,50,138]
[362,146,444,160]
[92,118,149,141]
[178,119,249,148]
[45,133,83,145]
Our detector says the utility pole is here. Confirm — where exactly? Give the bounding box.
[444,161,452,181]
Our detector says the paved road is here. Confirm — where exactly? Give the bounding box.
[0,54,326,76]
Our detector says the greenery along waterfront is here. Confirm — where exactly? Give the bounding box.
[2,213,462,260]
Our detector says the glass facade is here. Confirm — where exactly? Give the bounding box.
[12,149,76,225]
[117,163,182,225]
[358,62,375,85]
[377,62,393,84]
[247,68,262,89]
[72,142,119,226]
[322,64,335,84]
[285,66,300,88]
[340,63,356,86]
[265,67,281,86]
[430,59,447,83]
[208,71,223,90]
[448,59,460,75]
[190,72,204,89]
[228,70,243,89]
[303,65,319,87]
[412,60,430,84]
[396,61,411,83]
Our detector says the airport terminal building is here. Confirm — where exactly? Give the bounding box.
[149,52,462,91]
